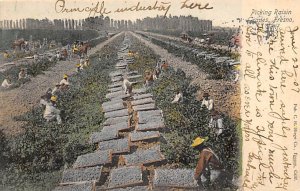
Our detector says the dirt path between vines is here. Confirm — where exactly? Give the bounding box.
[0,32,124,136]
[130,32,240,120]
[136,30,239,53]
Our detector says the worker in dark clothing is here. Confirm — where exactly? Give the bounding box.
[191,137,224,189]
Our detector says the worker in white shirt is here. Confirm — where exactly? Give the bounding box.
[56,51,61,60]
[122,76,132,94]
[201,92,214,111]
[209,111,224,136]
[171,90,183,103]
[153,68,161,80]
[233,65,240,83]
[59,74,70,91]
[83,58,90,68]
[1,78,12,89]
[42,95,62,124]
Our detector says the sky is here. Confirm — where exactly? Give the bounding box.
[0,0,242,27]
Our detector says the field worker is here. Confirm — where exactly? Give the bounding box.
[144,70,154,87]
[67,42,71,50]
[122,76,133,94]
[1,78,12,89]
[161,60,169,71]
[18,68,29,80]
[83,58,90,68]
[56,51,61,60]
[43,96,62,124]
[228,35,235,52]
[62,48,68,60]
[79,41,84,47]
[76,64,83,73]
[201,92,214,111]
[33,52,39,62]
[71,42,76,57]
[45,88,53,100]
[233,64,240,83]
[72,42,78,54]
[4,51,10,59]
[52,84,61,96]
[191,137,223,188]
[128,50,134,57]
[59,74,70,91]
[156,58,164,69]
[40,88,53,105]
[60,74,70,86]
[209,111,224,136]
[153,68,160,80]
[171,90,183,103]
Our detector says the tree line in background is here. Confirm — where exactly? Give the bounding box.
[0,16,111,31]
[0,15,212,33]
[135,15,212,32]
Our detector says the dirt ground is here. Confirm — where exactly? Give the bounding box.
[0,33,124,136]
[130,32,240,120]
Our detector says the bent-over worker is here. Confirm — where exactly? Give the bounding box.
[191,137,223,188]
[161,60,169,71]
[76,64,83,73]
[1,78,12,89]
[171,90,183,103]
[153,68,161,80]
[201,92,214,111]
[144,70,154,87]
[59,74,70,91]
[4,51,10,59]
[42,95,62,124]
[83,58,90,68]
[18,68,29,80]
[122,76,132,94]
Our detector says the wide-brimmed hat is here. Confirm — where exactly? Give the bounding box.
[50,96,57,102]
[191,137,208,147]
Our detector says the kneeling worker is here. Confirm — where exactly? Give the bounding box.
[43,95,62,124]
[60,74,70,91]
[191,137,223,188]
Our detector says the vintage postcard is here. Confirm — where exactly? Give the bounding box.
[0,0,299,190]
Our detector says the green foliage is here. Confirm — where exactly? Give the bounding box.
[1,34,125,190]
[0,130,9,169]
[152,68,240,176]
[149,69,210,166]
[148,36,235,80]
[129,35,241,181]
[0,57,57,88]
[127,36,160,73]
[144,30,235,46]
[0,32,113,89]
[0,29,99,50]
